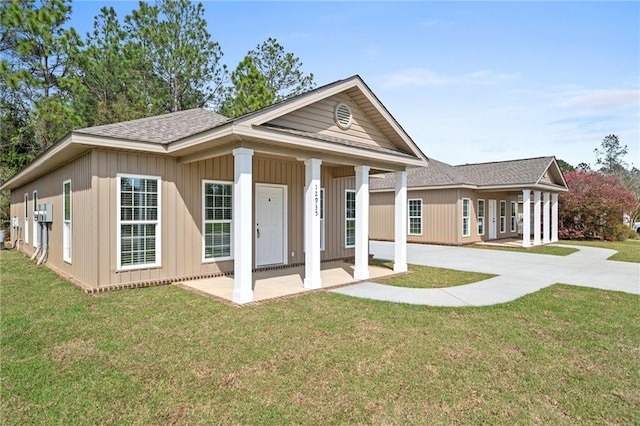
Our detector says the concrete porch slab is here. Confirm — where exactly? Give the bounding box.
[176,261,396,304]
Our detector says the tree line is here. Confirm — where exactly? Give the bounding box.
[0,0,315,225]
[0,0,314,174]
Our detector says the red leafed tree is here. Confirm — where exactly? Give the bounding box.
[559,171,639,240]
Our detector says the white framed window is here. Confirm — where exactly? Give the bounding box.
[320,188,325,251]
[500,200,506,233]
[117,174,161,270]
[33,190,39,248]
[202,180,233,262]
[462,198,471,237]
[63,180,72,263]
[511,201,517,233]
[408,198,422,235]
[477,199,485,236]
[345,189,355,248]
[24,193,29,244]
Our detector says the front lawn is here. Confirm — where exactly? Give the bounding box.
[2,250,639,424]
[560,239,640,263]
[371,260,495,288]
[471,244,578,256]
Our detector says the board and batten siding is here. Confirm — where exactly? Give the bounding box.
[10,152,95,286]
[370,189,521,245]
[370,189,459,245]
[92,149,355,288]
[267,93,397,152]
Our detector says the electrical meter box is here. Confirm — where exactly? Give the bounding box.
[12,217,19,227]
[36,204,53,222]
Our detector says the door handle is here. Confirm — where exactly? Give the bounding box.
[257,228,260,238]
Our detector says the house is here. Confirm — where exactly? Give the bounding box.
[369,157,568,246]
[1,75,427,304]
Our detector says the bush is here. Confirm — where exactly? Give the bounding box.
[559,171,638,241]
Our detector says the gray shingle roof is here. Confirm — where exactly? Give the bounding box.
[75,108,229,144]
[370,157,557,190]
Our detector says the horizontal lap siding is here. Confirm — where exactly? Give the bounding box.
[9,153,94,285]
[268,94,397,151]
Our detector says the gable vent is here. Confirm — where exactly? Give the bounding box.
[334,103,353,130]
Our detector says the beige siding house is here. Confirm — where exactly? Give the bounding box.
[2,76,427,304]
[370,157,568,246]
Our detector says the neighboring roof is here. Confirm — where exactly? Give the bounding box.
[75,108,229,144]
[370,156,568,192]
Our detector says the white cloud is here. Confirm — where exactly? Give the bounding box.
[376,67,520,88]
[552,89,639,110]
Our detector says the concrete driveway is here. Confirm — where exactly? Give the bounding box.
[331,241,640,306]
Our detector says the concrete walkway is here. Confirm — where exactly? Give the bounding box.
[331,241,640,306]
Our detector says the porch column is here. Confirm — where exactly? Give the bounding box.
[304,158,322,289]
[543,192,551,244]
[233,148,254,304]
[533,190,541,246]
[354,165,370,280]
[522,189,531,247]
[551,193,559,242]
[394,170,408,273]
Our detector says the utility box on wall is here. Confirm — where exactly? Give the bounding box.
[35,204,53,222]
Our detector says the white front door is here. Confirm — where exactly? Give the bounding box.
[255,184,286,267]
[488,199,497,240]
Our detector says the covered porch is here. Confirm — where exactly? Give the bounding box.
[176,261,397,304]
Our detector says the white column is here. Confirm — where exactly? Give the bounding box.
[533,190,541,246]
[551,193,559,242]
[394,170,408,273]
[522,190,531,248]
[543,192,551,244]
[354,165,370,280]
[233,148,254,304]
[304,158,322,289]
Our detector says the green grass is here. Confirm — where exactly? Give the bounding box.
[471,244,578,256]
[560,239,640,263]
[2,250,639,425]
[371,260,495,288]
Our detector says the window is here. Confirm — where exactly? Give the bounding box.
[320,188,325,251]
[345,190,355,248]
[202,180,232,261]
[408,199,422,235]
[117,175,161,269]
[24,193,29,244]
[500,200,506,233]
[63,180,72,263]
[477,199,485,236]
[33,190,39,248]
[511,201,517,233]
[462,198,471,237]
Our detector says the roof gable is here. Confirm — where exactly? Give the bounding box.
[233,75,426,161]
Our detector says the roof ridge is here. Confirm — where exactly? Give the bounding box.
[453,156,554,168]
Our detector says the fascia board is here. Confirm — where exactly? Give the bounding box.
[1,135,75,190]
[73,134,167,153]
[167,124,235,153]
[237,79,359,127]
[235,126,427,168]
[370,184,478,193]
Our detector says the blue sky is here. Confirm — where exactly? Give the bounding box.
[70,1,639,169]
